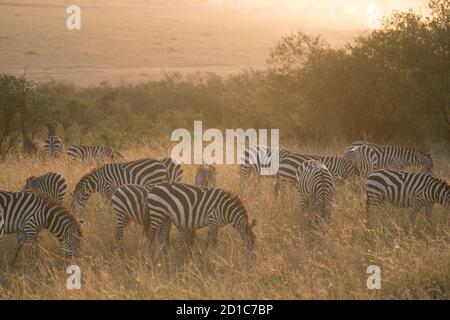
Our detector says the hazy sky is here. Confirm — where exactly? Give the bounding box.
[208,0,427,30]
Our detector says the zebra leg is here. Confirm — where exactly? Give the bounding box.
[178,229,194,263]
[114,218,129,251]
[8,232,26,266]
[425,204,433,220]
[203,227,219,253]
[158,218,172,258]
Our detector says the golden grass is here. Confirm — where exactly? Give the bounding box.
[0,143,449,299]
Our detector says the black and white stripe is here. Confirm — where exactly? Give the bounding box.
[344,141,433,173]
[343,145,379,176]
[67,144,124,164]
[160,157,183,182]
[296,160,335,220]
[239,145,289,189]
[0,191,82,265]
[43,135,64,159]
[366,169,450,221]
[70,158,169,222]
[146,182,257,258]
[276,153,357,196]
[22,172,67,202]
[0,211,4,240]
[195,164,217,188]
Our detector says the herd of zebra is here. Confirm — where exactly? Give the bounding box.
[0,136,449,268]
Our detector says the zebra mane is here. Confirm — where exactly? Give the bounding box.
[222,190,249,219]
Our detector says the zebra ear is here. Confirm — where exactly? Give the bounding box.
[249,218,257,229]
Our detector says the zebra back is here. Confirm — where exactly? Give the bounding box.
[67,144,123,163]
[160,157,183,182]
[22,172,67,201]
[71,158,169,216]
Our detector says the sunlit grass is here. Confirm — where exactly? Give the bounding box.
[0,143,448,299]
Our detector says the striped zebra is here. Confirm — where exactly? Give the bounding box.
[111,184,195,250]
[275,153,357,196]
[22,172,67,202]
[160,157,183,182]
[343,145,379,176]
[366,169,450,222]
[67,144,124,164]
[296,160,335,221]
[344,141,433,173]
[146,182,257,259]
[239,145,290,190]
[195,164,217,188]
[70,158,169,223]
[0,191,82,265]
[43,135,64,160]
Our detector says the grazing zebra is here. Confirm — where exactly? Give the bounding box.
[111,184,194,250]
[22,172,67,202]
[43,135,64,160]
[344,141,433,172]
[70,158,169,222]
[195,164,217,188]
[275,153,357,196]
[366,169,450,222]
[239,145,290,190]
[146,182,257,259]
[343,145,379,177]
[67,144,124,164]
[160,157,183,182]
[0,191,82,265]
[296,160,335,221]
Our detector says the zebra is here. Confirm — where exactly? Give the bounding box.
[146,182,257,259]
[0,191,82,266]
[296,160,335,221]
[67,144,124,164]
[342,145,379,177]
[239,145,290,191]
[366,169,450,223]
[160,157,183,182]
[344,141,433,173]
[195,164,217,188]
[111,184,195,250]
[43,135,64,160]
[22,172,67,202]
[275,153,357,197]
[70,158,169,223]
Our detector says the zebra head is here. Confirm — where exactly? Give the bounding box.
[197,164,217,188]
[343,145,378,177]
[61,221,82,259]
[421,154,433,172]
[22,176,36,192]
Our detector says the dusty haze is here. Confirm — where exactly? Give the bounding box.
[0,0,425,84]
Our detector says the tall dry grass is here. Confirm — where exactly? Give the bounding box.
[0,143,449,299]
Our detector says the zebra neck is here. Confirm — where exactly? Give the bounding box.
[42,204,68,241]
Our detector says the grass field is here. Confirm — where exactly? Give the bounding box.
[0,142,448,299]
